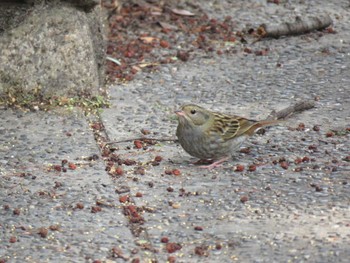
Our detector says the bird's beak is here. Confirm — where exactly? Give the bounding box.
[175,110,185,117]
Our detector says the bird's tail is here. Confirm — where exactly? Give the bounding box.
[246,119,281,136]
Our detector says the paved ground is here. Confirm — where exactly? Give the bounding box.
[1,0,350,262]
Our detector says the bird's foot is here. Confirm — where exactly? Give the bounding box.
[199,157,230,170]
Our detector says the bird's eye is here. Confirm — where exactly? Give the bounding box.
[190,109,196,114]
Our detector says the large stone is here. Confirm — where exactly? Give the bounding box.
[0,1,106,101]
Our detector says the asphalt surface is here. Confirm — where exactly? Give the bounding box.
[1,0,350,262]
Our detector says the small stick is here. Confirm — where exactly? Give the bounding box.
[103,137,177,147]
[267,100,316,120]
[257,14,332,38]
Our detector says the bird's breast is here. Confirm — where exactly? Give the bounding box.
[176,125,232,159]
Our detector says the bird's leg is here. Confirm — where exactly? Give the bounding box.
[191,159,213,165]
[199,157,230,169]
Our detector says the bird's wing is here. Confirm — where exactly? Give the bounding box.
[212,112,259,140]
[212,113,241,140]
[235,117,259,137]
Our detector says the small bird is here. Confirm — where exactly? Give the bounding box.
[175,104,279,169]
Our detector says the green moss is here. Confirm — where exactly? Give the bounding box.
[331,128,350,136]
[0,71,109,113]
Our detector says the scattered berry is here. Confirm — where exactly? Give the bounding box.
[280,161,289,169]
[91,206,102,213]
[296,123,305,131]
[49,225,60,231]
[166,243,182,253]
[134,140,143,149]
[194,226,203,231]
[13,208,20,215]
[68,162,77,170]
[161,236,169,243]
[302,156,310,162]
[172,169,181,176]
[38,227,48,238]
[313,125,320,131]
[194,246,209,256]
[76,203,84,209]
[326,131,334,137]
[294,157,302,164]
[248,164,256,172]
[115,166,124,176]
[119,195,129,203]
[235,164,244,172]
[9,236,17,243]
[141,128,151,135]
[160,40,170,48]
[53,165,62,172]
[240,196,249,203]
[154,156,163,162]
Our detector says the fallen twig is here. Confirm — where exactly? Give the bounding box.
[267,100,316,120]
[103,137,177,147]
[257,14,332,38]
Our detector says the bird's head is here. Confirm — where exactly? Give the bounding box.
[175,104,212,126]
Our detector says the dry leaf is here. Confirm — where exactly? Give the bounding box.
[138,62,159,68]
[139,36,158,43]
[151,11,162,16]
[172,8,195,16]
[157,21,178,30]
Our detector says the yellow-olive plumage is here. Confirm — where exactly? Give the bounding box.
[175,104,279,165]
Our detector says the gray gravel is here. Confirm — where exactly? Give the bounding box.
[0,109,146,262]
[102,0,350,262]
[1,0,350,262]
